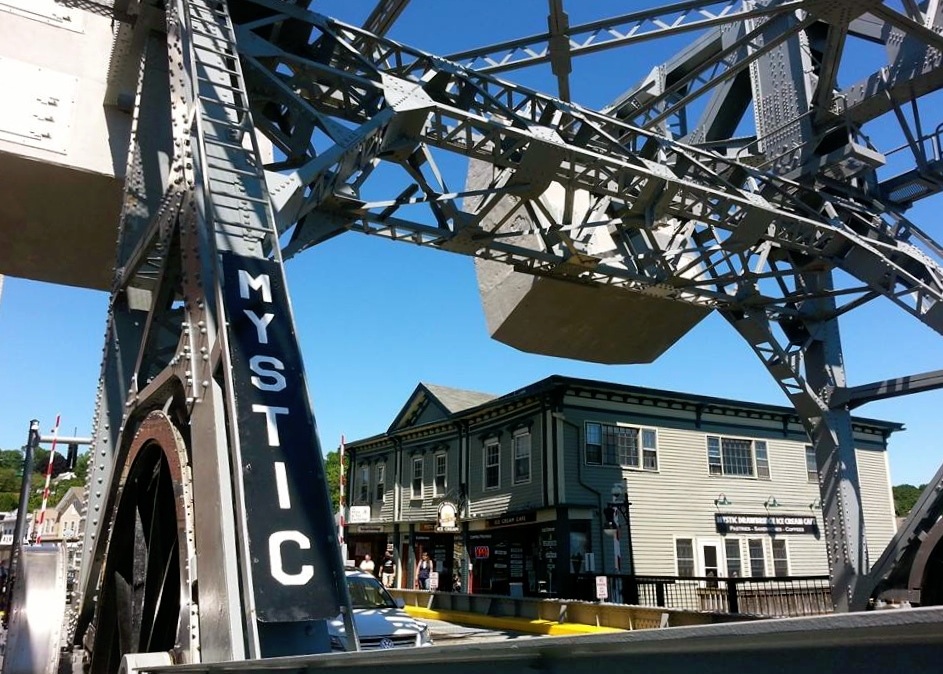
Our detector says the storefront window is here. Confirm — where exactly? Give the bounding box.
[772,539,789,576]
[675,538,694,577]
[748,539,766,577]
[725,538,742,577]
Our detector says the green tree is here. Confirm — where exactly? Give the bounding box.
[32,448,69,478]
[0,449,23,472]
[324,449,341,512]
[893,484,926,517]
[0,448,29,512]
[0,447,90,513]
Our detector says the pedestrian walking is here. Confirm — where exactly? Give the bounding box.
[380,551,396,588]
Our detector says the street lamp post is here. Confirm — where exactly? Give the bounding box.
[603,482,638,604]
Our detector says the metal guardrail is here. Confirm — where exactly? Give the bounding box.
[574,574,832,617]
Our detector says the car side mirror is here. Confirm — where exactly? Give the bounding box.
[395,598,406,609]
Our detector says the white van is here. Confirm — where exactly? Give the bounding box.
[328,568,433,651]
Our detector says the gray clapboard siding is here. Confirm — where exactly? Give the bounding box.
[467,410,546,517]
[856,448,897,569]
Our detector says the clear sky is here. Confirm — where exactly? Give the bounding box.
[1,1,941,489]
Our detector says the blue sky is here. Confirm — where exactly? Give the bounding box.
[1,0,941,488]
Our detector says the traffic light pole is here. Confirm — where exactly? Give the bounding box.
[4,420,40,624]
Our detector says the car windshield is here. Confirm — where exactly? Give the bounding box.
[347,575,397,609]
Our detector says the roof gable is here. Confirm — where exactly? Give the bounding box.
[388,382,497,431]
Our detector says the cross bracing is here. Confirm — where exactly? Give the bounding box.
[35,0,943,668]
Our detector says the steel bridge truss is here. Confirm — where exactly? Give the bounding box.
[69,0,943,668]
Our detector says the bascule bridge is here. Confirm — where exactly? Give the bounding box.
[1,0,943,671]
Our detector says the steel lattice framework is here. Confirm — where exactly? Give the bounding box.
[59,0,943,669]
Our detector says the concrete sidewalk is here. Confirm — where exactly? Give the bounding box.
[404,605,626,636]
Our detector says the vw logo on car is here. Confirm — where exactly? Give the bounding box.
[328,568,433,652]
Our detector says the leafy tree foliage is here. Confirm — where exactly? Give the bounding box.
[32,448,70,478]
[893,483,927,517]
[0,447,90,512]
[324,449,341,512]
[0,450,23,471]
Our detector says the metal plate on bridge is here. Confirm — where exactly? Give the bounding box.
[222,251,343,622]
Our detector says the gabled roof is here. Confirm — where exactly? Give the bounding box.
[424,383,498,414]
[388,382,498,432]
[349,374,902,450]
[53,486,85,514]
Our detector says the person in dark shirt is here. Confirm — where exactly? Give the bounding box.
[380,551,396,588]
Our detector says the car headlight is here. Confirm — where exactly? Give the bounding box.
[329,635,347,651]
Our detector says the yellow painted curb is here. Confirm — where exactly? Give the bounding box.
[404,605,625,636]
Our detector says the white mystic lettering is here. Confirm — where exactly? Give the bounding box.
[274,462,291,509]
[239,270,273,303]
[251,404,289,446]
[250,355,287,392]
[269,530,314,585]
[244,310,275,344]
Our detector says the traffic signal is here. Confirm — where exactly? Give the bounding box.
[66,443,78,471]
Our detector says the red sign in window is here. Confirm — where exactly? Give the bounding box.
[475,546,490,560]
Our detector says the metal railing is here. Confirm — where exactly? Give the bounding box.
[575,574,832,617]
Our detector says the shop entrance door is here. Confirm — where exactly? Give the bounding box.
[699,539,721,585]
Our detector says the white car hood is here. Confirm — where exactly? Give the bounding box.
[328,608,425,638]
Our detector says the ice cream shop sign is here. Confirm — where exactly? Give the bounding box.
[715,513,819,536]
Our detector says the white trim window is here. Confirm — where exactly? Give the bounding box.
[375,463,385,502]
[411,456,423,500]
[707,436,771,479]
[748,538,766,577]
[772,539,789,577]
[513,430,532,484]
[805,445,818,482]
[585,422,658,470]
[434,452,447,496]
[675,538,695,577]
[483,439,500,490]
[359,464,370,503]
[725,538,743,578]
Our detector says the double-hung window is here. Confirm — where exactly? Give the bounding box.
[772,539,789,576]
[359,464,370,502]
[585,422,658,470]
[375,463,385,502]
[484,439,500,490]
[411,457,423,499]
[513,430,531,484]
[725,539,743,577]
[434,453,447,495]
[675,538,695,577]
[707,436,771,479]
[748,539,766,577]
[805,445,818,482]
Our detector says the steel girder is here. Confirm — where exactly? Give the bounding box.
[74,0,353,665]
[220,0,943,612]
[72,0,943,663]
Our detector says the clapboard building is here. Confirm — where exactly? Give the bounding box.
[343,376,899,600]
